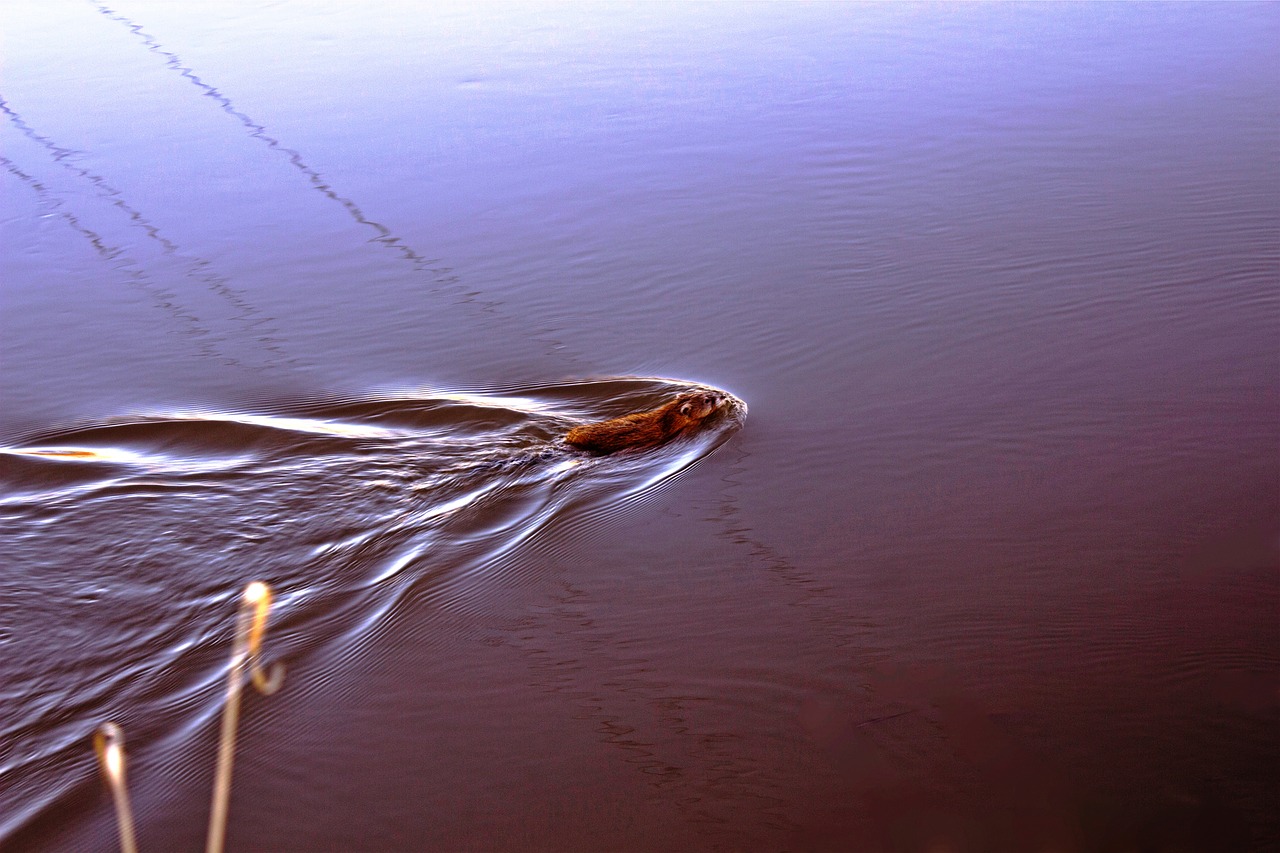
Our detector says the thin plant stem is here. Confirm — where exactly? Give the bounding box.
[93,722,138,853]
[206,581,284,853]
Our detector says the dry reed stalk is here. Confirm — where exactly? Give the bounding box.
[93,722,138,853]
[206,581,284,853]
[92,581,283,852]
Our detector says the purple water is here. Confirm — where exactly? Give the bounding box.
[2,3,1277,850]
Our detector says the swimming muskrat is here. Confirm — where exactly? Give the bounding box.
[564,390,728,455]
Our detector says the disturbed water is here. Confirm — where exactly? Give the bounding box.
[2,2,1278,851]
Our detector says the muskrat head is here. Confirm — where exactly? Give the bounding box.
[675,390,725,422]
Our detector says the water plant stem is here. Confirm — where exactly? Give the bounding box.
[93,722,138,853]
[206,581,284,853]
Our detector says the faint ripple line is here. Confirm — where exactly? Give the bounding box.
[713,440,881,657]
[90,1,582,366]
[505,577,801,846]
[1,153,226,363]
[89,4,424,266]
[0,96,300,372]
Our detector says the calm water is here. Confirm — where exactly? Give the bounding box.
[2,2,1278,850]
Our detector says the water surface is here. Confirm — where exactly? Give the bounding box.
[1,2,1277,850]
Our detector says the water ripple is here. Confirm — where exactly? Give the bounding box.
[0,378,745,843]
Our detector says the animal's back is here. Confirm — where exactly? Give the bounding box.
[564,391,726,455]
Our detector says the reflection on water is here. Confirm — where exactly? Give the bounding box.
[1,1,1277,850]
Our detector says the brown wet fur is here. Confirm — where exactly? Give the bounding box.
[564,391,727,455]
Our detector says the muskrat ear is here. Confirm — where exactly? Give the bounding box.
[679,402,693,416]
